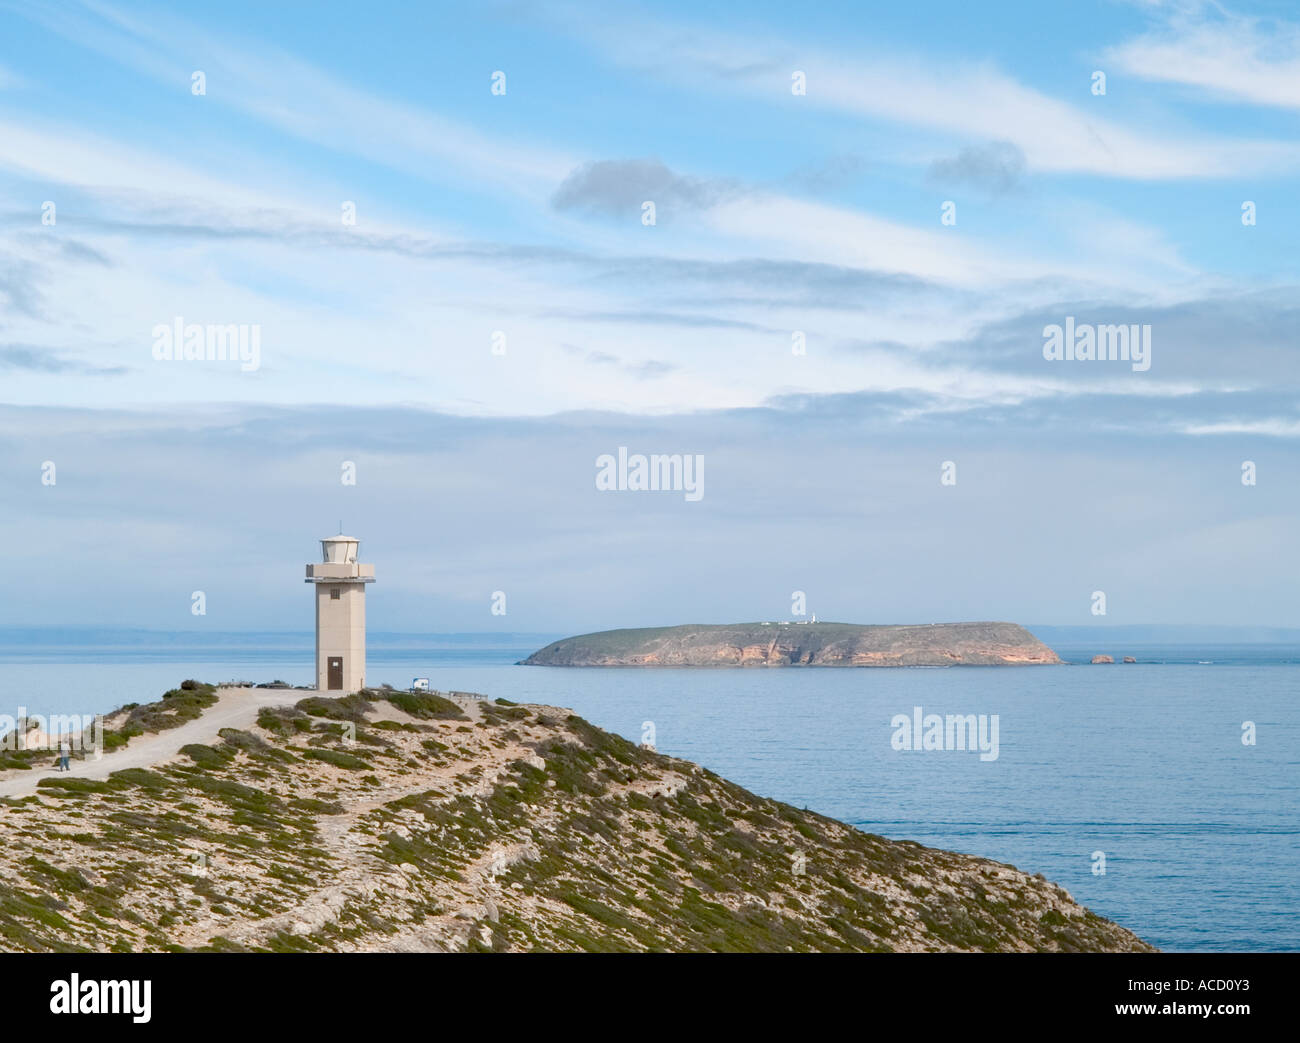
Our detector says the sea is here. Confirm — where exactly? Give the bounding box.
[2,628,1296,953]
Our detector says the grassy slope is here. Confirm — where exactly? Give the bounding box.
[0,686,1146,953]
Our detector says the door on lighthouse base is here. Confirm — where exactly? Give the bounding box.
[328,657,343,690]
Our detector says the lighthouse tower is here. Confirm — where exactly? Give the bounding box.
[305,534,375,692]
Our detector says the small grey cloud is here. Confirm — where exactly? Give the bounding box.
[0,343,127,375]
[49,238,114,267]
[0,345,64,372]
[539,307,775,333]
[779,154,870,194]
[5,230,116,268]
[0,257,45,318]
[551,159,741,220]
[560,343,677,380]
[0,237,112,322]
[928,140,1026,195]
[625,359,676,379]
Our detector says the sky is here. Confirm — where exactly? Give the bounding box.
[0,0,1296,631]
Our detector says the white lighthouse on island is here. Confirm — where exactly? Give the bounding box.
[305,534,375,693]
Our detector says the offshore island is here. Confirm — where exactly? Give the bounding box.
[523,621,1062,668]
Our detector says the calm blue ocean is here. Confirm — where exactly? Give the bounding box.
[2,630,1295,953]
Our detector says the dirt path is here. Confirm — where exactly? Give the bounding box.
[163,692,538,951]
[0,687,297,799]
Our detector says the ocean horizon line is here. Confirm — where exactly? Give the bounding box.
[2,623,1300,645]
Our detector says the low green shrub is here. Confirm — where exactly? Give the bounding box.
[379,691,466,721]
[302,748,372,771]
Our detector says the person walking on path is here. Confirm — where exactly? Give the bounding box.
[58,740,70,772]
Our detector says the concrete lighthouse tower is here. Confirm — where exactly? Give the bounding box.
[305,534,375,692]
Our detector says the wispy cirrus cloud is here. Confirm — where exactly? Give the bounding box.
[0,0,1278,426]
[548,5,1300,179]
[9,0,575,197]
[1104,2,1300,110]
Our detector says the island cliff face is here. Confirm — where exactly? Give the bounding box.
[523,621,1062,668]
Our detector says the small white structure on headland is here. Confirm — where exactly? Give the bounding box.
[305,534,375,693]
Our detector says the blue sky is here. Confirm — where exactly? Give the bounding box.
[0,0,1297,629]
